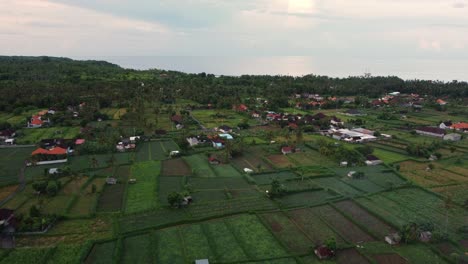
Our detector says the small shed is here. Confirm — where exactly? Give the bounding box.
[314,245,334,260]
[365,155,383,166]
[281,146,293,155]
[106,178,117,185]
[48,168,60,175]
[419,231,432,243]
[4,138,15,145]
[385,233,401,245]
[340,161,348,167]
[195,259,209,264]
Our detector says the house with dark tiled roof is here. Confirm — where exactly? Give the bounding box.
[415,127,445,138]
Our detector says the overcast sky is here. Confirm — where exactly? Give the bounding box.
[1,0,468,61]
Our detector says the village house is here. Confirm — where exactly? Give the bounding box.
[450,122,468,132]
[385,233,401,245]
[0,129,15,140]
[208,157,220,165]
[30,147,68,165]
[212,138,225,149]
[28,115,44,128]
[281,146,293,155]
[251,111,261,118]
[415,127,445,138]
[217,125,232,133]
[330,116,343,126]
[233,104,248,112]
[331,129,377,143]
[314,245,334,260]
[365,155,383,166]
[439,121,453,129]
[436,99,447,106]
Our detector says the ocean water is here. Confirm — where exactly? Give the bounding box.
[74,56,468,82]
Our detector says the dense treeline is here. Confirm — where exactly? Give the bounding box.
[0,56,467,112]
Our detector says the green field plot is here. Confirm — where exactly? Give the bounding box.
[47,244,84,264]
[372,148,409,164]
[179,224,216,261]
[225,214,288,259]
[189,177,250,190]
[96,165,130,212]
[0,147,34,186]
[310,205,375,243]
[243,136,268,145]
[17,127,80,144]
[69,177,106,216]
[24,164,68,181]
[231,147,275,173]
[158,176,184,204]
[69,153,131,172]
[161,158,191,176]
[276,189,339,208]
[124,161,160,213]
[267,154,295,168]
[311,177,363,197]
[187,196,277,219]
[154,228,186,264]
[395,243,449,264]
[0,109,41,126]
[431,183,468,205]
[191,109,257,128]
[334,200,397,238]
[136,141,171,162]
[286,208,345,246]
[84,240,116,264]
[252,171,299,185]
[0,247,51,264]
[202,220,249,262]
[183,154,216,177]
[121,234,153,264]
[119,208,190,234]
[357,188,466,240]
[212,164,243,178]
[332,167,386,193]
[260,212,313,254]
[288,150,338,167]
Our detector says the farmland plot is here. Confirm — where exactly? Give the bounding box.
[47,244,84,264]
[267,155,295,168]
[202,220,248,262]
[311,177,363,196]
[96,165,130,212]
[161,158,191,176]
[276,190,339,208]
[310,205,375,243]
[189,177,250,190]
[287,208,345,246]
[124,161,160,213]
[336,248,371,264]
[84,240,116,264]
[253,171,299,185]
[398,161,468,187]
[183,154,216,178]
[0,248,51,264]
[231,150,274,173]
[136,141,169,161]
[260,212,312,254]
[0,147,34,186]
[154,228,186,264]
[334,200,397,238]
[121,234,153,264]
[212,164,243,178]
[158,176,184,204]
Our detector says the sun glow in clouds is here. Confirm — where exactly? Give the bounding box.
[287,0,315,14]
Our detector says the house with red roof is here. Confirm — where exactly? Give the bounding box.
[451,122,468,132]
[233,104,248,112]
[281,146,293,155]
[28,115,43,128]
[436,99,447,105]
[30,147,68,165]
[314,245,335,260]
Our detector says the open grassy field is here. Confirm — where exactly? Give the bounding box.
[84,240,116,264]
[357,188,466,240]
[124,161,160,213]
[96,165,130,212]
[252,171,299,185]
[0,247,52,264]
[69,153,131,172]
[231,148,275,173]
[372,147,410,164]
[0,147,33,186]
[287,150,338,167]
[161,158,191,176]
[398,160,468,187]
[191,109,257,128]
[68,177,106,216]
[431,183,468,205]
[183,154,216,177]
[16,127,80,144]
[121,234,153,264]
[212,163,243,178]
[136,141,174,161]
[267,154,295,168]
[47,244,85,264]
[276,189,339,208]
[0,109,42,125]
[311,177,363,196]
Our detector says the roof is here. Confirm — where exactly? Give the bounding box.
[416,127,445,135]
[0,129,15,137]
[451,122,468,130]
[282,146,293,152]
[219,125,232,130]
[312,113,327,120]
[195,260,209,264]
[75,139,86,145]
[30,117,43,125]
[0,209,14,221]
[436,99,447,105]
[32,147,67,156]
[315,246,334,258]
[37,110,48,116]
[366,155,381,161]
[170,115,183,123]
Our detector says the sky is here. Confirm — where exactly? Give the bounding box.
[1,0,468,79]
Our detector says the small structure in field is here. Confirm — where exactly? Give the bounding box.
[314,245,335,260]
[106,178,117,185]
[385,233,401,245]
[443,133,461,141]
[208,157,220,165]
[170,150,181,157]
[365,155,383,166]
[419,231,432,243]
[48,168,60,175]
[128,179,137,184]
[340,161,348,167]
[244,168,254,173]
[281,146,293,155]
[195,259,209,264]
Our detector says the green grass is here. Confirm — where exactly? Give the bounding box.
[395,244,449,264]
[191,109,256,128]
[85,241,116,264]
[47,244,84,264]
[311,177,363,196]
[372,147,410,164]
[0,147,34,186]
[276,190,339,208]
[225,214,288,259]
[124,161,160,213]
[212,164,243,178]
[136,141,170,162]
[154,228,186,264]
[17,127,80,144]
[260,212,312,254]
[121,234,153,264]
[202,220,248,262]
[179,224,216,261]
[0,248,51,264]
[183,154,216,177]
[252,171,299,185]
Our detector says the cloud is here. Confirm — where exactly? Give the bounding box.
[453,2,465,8]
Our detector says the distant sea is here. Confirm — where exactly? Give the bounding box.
[74,56,468,82]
